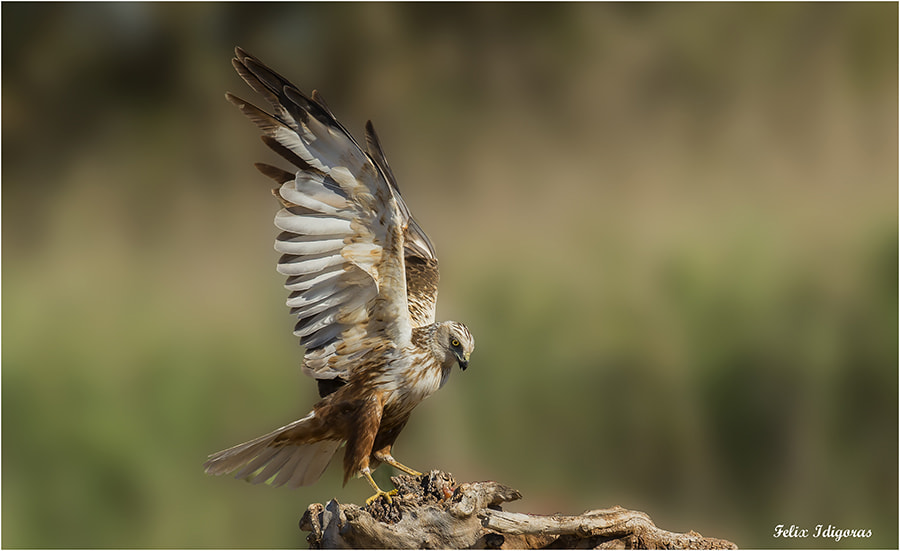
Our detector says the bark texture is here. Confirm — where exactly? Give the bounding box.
[299,471,737,549]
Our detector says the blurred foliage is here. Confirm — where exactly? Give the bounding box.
[2,3,897,548]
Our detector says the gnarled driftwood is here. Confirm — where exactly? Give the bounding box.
[299,471,737,549]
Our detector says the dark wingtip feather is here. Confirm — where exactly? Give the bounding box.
[260,135,314,172]
[226,93,292,137]
[254,162,295,185]
[311,89,335,118]
[364,120,398,191]
[224,91,244,107]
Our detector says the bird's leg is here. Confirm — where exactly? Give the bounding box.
[383,456,423,477]
[373,446,423,477]
[362,467,398,505]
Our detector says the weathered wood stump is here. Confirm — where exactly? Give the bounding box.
[299,471,737,549]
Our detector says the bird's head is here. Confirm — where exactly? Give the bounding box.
[436,321,475,371]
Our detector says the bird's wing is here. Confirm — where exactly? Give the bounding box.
[363,122,440,328]
[230,47,424,383]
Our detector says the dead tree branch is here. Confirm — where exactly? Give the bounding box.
[299,471,737,549]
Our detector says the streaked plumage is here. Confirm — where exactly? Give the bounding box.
[204,48,475,499]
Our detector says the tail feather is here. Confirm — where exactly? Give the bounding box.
[252,448,294,483]
[234,446,280,480]
[286,440,341,489]
[204,412,341,488]
[272,449,306,487]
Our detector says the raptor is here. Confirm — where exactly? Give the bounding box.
[204,48,475,504]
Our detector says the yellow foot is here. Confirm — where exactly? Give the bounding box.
[381,455,423,477]
[365,488,398,506]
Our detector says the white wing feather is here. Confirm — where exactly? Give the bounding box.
[229,48,413,383]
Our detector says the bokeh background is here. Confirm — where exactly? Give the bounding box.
[3,3,896,548]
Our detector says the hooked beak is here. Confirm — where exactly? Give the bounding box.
[457,353,470,371]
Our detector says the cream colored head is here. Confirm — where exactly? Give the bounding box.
[434,321,475,370]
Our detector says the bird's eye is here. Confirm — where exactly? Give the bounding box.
[451,338,461,348]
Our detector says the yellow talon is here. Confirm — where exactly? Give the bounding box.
[361,467,399,505]
[365,488,398,505]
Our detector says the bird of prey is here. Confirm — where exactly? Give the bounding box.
[203,48,475,503]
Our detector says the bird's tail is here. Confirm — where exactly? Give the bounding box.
[203,411,341,489]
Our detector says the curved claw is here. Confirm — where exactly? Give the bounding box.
[361,467,400,505]
[365,487,398,506]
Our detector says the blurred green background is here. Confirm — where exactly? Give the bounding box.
[3,3,896,548]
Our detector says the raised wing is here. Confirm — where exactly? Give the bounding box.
[363,121,440,328]
[229,47,418,387]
